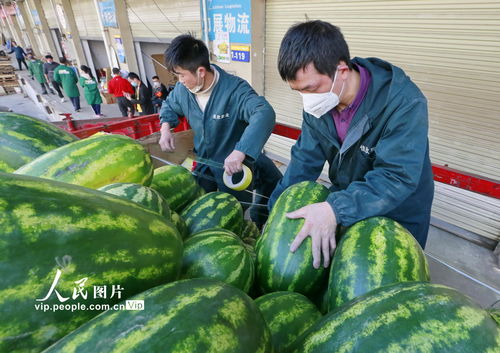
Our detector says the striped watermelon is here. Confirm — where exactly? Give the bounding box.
[98,182,171,220]
[290,282,500,353]
[256,181,330,297]
[255,291,322,352]
[327,217,430,310]
[150,165,204,212]
[181,228,254,292]
[0,112,77,172]
[171,211,189,239]
[181,191,244,236]
[44,278,273,353]
[242,219,261,239]
[0,172,183,353]
[15,134,153,189]
[490,308,500,325]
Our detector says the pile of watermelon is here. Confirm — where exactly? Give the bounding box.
[0,113,498,353]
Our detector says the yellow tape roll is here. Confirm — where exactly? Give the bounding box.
[223,164,253,191]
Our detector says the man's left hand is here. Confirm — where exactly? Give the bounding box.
[287,202,338,269]
[224,150,246,176]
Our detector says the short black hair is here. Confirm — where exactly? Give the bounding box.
[128,72,140,81]
[278,20,352,81]
[112,67,120,75]
[45,55,53,59]
[59,57,68,64]
[164,34,211,74]
[152,75,159,80]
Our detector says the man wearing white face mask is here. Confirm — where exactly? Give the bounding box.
[269,20,434,269]
[159,34,282,228]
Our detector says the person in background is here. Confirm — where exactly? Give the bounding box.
[108,67,135,118]
[27,54,52,95]
[79,65,103,118]
[124,72,154,115]
[8,41,29,71]
[43,55,65,103]
[53,57,81,112]
[151,75,170,113]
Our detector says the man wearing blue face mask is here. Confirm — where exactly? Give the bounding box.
[269,20,434,269]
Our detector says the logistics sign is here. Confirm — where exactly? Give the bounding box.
[203,0,252,63]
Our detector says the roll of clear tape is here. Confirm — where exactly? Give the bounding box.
[223,164,253,191]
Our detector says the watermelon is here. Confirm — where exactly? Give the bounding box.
[181,229,254,292]
[242,219,261,239]
[171,211,189,239]
[0,172,183,352]
[44,278,273,353]
[289,282,500,353]
[255,291,322,352]
[256,181,330,297]
[327,217,430,310]
[0,112,77,172]
[15,134,153,189]
[490,308,500,325]
[150,165,204,212]
[98,182,171,220]
[181,191,244,236]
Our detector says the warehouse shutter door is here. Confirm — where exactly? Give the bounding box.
[264,0,500,241]
[70,0,101,38]
[125,0,201,40]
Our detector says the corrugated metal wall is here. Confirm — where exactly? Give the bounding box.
[40,0,58,28]
[125,0,201,40]
[70,0,101,38]
[264,0,500,241]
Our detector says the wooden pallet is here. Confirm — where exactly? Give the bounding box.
[0,74,16,83]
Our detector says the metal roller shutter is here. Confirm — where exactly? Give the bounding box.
[70,0,101,38]
[40,0,57,29]
[125,0,201,40]
[264,0,500,241]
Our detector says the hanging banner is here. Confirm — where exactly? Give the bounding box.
[114,35,126,64]
[31,10,41,26]
[202,0,251,45]
[99,1,118,28]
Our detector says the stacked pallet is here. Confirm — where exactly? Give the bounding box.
[0,61,18,95]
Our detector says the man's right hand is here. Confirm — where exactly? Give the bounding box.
[159,123,175,152]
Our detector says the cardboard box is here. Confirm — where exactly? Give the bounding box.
[100,91,116,104]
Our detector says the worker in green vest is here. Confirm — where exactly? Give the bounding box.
[27,54,52,95]
[53,57,81,112]
[79,65,103,117]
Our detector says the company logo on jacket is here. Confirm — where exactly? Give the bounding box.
[213,113,230,120]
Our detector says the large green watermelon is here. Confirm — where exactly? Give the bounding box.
[256,181,330,297]
[181,191,244,236]
[289,282,500,353]
[255,291,322,352]
[241,219,261,239]
[44,278,273,353]
[150,165,204,212]
[0,172,183,353]
[327,217,430,310]
[15,134,153,189]
[0,112,77,172]
[181,228,254,292]
[490,308,500,325]
[98,182,171,220]
[171,211,189,239]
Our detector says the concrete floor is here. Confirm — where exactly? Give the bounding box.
[9,57,123,121]
[426,225,500,308]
